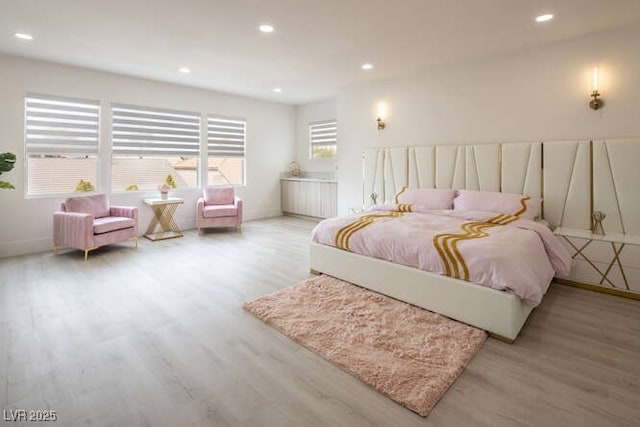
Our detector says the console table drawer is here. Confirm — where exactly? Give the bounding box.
[569,258,640,293]
[560,235,640,267]
[554,228,640,296]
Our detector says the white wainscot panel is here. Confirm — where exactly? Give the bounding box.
[542,140,591,229]
[363,148,385,207]
[408,146,435,189]
[383,148,408,204]
[593,139,640,234]
[501,142,541,197]
[435,145,465,189]
[465,144,500,192]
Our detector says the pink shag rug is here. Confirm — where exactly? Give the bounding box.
[243,275,487,417]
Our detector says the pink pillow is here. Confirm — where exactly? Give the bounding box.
[395,188,456,210]
[203,187,235,205]
[454,189,541,220]
[65,194,110,218]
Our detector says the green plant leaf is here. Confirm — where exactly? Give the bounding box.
[0,152,17,173]
[0,180,15,190]
[165,174,177,188]
[75,179,96,192]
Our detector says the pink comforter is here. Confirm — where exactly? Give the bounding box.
[311,209,572,306]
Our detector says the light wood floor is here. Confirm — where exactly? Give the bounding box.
[0,216,638,426]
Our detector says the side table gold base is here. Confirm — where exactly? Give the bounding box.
[143,197,184,241]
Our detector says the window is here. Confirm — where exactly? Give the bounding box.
[111,104,200,191]
[207,115,246,186]
[309,119,337,159]
[25,93,100,195]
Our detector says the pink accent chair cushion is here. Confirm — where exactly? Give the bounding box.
[64,194,110,218]
[53,194,138,258]
[204,187,235,205]
[203,205,238,219]
[197,187,243,231]
[93,217,136,234]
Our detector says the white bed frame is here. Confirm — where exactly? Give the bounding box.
[310,243,532,342]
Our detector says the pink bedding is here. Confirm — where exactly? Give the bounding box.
[311,208,572,306]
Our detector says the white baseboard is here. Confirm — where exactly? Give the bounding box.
[0,209,284,258]
[0,237,54,258]
[244,208,283,221]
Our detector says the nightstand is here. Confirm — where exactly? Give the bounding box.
[554,227,640,297]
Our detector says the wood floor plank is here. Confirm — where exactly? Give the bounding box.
[0,216,638,426]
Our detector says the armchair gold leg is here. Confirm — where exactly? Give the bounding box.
[53,245,58,255]
[130,237,138,248]
[84,249,89,261]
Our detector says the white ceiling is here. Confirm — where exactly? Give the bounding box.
[2,0,640,105]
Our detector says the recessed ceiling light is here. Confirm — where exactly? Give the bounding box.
[178,67,191,74]
[535,14,554,23]
[259,24,275,33]
[14,32,34,41]
[361,63,374,71]
[272,87,282,93]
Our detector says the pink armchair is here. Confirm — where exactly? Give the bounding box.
[53,194,138,260]
[196,187,243,232]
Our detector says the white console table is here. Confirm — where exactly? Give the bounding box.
[554,227,640,297]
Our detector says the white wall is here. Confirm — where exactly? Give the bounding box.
[294,99,337,174]
[0,54,295,257]
[334,24,640,214]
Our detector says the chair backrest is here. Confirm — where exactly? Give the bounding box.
[203,187,234,205]
[63,194,110,218]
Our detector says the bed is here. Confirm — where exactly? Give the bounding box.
[309,142,575,342]
[311,242,532,342]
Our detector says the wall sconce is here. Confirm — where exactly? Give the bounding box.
[589,66,604,110]
[376,102,387,130]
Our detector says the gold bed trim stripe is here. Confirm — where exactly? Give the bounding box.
[394,186,407,204]
[433,196,531,281]
[335,211,404,251]
[396,203,413,212]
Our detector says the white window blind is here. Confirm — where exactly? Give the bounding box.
[112,104,200,156]
[207,116,246,158]
[309,120,337,148]
[25,93,100,155]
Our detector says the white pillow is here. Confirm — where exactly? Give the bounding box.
[453,189,541,220]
